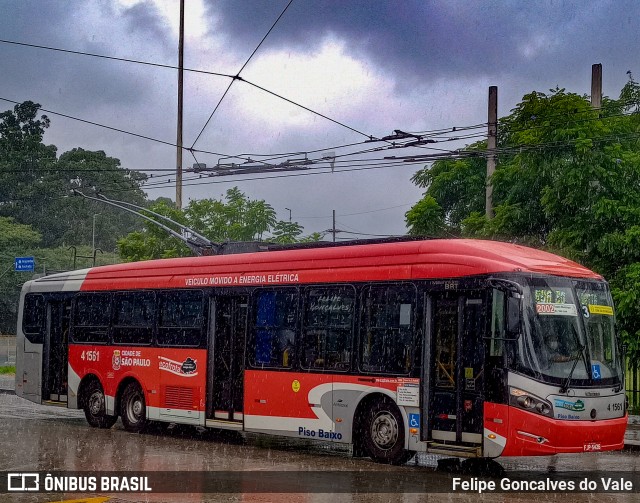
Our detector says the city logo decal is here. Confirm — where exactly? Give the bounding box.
[112,350,121,371]
[554,398,585,412]
[158,356,198,377]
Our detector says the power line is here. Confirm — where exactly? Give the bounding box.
[191,0,295,149]
[0,38,234,79]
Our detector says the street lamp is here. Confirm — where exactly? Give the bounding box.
[285,208,291,222]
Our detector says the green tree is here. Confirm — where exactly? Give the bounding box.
[406,76,640,360]
[0,217,42,333]
[118,188,307,261]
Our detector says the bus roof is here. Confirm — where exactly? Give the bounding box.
[27,239,601,292]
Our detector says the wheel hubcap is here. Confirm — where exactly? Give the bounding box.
[371,412,398,450]
[127,394,143,423]
[89,391,103,415]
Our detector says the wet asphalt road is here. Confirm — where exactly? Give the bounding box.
[2,391,640,502]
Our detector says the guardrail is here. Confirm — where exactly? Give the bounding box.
[0,335,16,366]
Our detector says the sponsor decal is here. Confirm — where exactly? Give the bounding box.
[554,398,585,412]
[158,356,198,377]
[291,379,301,393]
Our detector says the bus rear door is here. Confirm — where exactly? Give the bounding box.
[43,298,70,403]
[424,291,485,456]
[207,295,247,424]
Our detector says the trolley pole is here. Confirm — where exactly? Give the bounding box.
[486,86,498,219]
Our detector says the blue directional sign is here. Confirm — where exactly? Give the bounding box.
[15,256,35,272]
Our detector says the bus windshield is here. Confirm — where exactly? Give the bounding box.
[515,277,622,386]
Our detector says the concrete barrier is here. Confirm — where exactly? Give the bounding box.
[0,335,16,366]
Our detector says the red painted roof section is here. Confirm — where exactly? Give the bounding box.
[78,239,601,291]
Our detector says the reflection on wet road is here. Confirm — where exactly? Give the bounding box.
[2,393,640,502]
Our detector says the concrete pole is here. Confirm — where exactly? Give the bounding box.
[486,86,498,219]
[591,63,602,109]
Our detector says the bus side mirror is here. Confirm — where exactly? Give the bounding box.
[506,296,521,335]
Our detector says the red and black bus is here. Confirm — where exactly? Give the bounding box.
[15,238,626,464]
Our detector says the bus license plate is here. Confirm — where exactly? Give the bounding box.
[584,442,601,452]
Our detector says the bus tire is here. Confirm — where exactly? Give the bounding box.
[83,380,117,429]
[120,382,147,433]
[362,398,410,465]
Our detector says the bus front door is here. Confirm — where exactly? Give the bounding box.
[426,292,485,453]
[43,299,70,403]
[207,295,247,423]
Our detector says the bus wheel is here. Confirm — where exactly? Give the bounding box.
[83,381,117,429]
[362,399,410,465]
[120,382,147,433]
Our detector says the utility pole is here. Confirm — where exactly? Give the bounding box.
[322,210,343,242]
[591,63,602,109]
[175,0,185,209]
[485,86,498,219]
[285,207,292,222]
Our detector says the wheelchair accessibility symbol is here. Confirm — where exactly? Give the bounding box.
[592,364,601,380]
[409,413,420,428]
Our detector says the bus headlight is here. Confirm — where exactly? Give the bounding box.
[510,387,553,417]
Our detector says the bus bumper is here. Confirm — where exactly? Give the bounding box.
[499,406,627,456]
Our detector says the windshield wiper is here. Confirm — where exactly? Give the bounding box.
[559,344,587,394]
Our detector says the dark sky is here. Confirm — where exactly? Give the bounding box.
[1,0,638,237]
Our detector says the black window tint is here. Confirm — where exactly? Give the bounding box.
[22,294,45,344]
[72,293,111,344]
[113,291,155,345]
[360,284,416,374]
[157,290,204,346]
[302,287,355,371]
[251,289,297,368]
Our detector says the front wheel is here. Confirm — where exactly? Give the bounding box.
[83,380,117,429]
[120,382,147,433]
[362,399,411,465]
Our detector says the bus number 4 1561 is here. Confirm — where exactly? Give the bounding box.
[81,350,100,362]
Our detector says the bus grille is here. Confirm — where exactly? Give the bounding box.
[164,386,193,409]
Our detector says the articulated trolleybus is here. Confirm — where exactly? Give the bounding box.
[16,239,625,463]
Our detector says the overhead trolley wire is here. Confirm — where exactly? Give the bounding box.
[190,0,295,149]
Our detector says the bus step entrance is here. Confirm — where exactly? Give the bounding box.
[427,442,481,458]
[205,419,244,431]
[42,399,68,408]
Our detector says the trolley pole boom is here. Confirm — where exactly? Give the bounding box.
[72,190,219,256]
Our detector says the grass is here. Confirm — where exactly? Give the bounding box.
[0,365,15,375]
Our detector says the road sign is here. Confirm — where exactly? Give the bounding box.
[14,256,35,272]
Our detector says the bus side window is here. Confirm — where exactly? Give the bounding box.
[250,288,297,369]
[301,286,355,371]
[22,294,45,344]
[157,290,204,347]
[360,284,416,374]
[72,293,111,344]
[112,291,155,345]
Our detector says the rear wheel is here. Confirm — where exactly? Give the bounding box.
[120,382,147,433]
[362,398,411,465]
[83,380,117,429]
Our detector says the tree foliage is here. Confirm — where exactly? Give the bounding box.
[407,75,640,360]
[118,188,311,261]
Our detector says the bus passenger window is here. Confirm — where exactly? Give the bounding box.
[72,293,111,344]
[302,286,355,371]
[360,284,416,374]
[22,294,45,344]
[157,290,204,347]
[112,291,155,345]
[250,289,297,369]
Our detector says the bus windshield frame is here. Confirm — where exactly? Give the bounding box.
[512,276,622,387]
